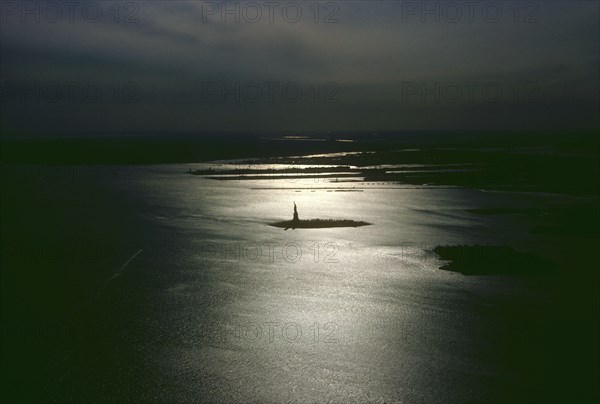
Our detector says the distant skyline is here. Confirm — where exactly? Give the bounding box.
[1,0,598,135]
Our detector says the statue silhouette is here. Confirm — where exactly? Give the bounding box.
[273,201,370,230]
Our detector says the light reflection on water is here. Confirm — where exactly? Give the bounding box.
[100,166,573,402]
[5,163,589,402]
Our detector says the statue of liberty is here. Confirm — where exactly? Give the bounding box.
[271,201,369,230]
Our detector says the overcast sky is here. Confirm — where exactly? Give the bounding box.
[1,0,598,135]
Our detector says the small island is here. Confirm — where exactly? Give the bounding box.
[270,203,371,230]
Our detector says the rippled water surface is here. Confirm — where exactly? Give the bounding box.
[2,164,597,403]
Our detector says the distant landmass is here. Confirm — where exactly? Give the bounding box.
[4,131,599,197]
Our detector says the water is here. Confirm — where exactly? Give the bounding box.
[1,164,597,402]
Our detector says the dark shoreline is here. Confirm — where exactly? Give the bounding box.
[434,245,558,275]
[3,131,598,195]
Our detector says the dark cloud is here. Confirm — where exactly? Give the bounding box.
[1,0,598,134]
